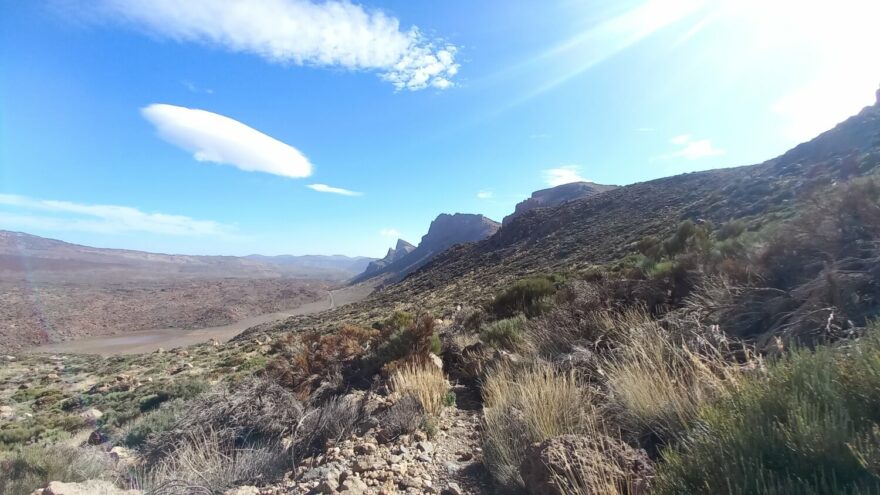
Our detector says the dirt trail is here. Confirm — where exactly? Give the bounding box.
[27,283,373,355]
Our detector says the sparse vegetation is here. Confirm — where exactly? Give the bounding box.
[492,274,563,318]
[0,445,119,495]
[479,315,526,351]
[482,361,591,489]
[657,325,880,494]
[602,310,742,447]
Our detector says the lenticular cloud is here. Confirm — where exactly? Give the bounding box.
[141,104,313,178]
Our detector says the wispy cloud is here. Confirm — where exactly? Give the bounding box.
[542,165,589,187]
[476,190,493,199]
[379,228,400,238]
[88,0,459,91]
[0,194,229,236]
[657,134,725,160]
[142,103,313,179]
[182,80,214,95]
[307,184,362,196]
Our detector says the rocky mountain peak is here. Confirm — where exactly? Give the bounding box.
[503,181,618,225]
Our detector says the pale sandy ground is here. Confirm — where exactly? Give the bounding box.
[27,283,374,355]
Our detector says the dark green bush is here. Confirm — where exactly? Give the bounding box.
[492,275,562,317]
[657,326,880,494]
[123,398,186,448]
[374,314,439,366]
[717,219,747,240]
[479,316,526,351]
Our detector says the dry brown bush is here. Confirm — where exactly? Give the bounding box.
[265,324,378,398]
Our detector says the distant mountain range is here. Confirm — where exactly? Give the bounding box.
[0,231,374,281]
[245,254,374,277]
[1,181,624,286]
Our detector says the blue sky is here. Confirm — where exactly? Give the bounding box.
[1,0,878,257]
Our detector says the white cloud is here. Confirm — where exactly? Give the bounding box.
[0,193,229,236]
[670,134,691,145]
[658,135,725,161]
[379,228,400,238]
[93,0,459,91]
[476,190,493,199]
[307,184,362,196]
[142,103,313,179]
[542,165,589,187]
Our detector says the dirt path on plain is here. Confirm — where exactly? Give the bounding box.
[26,283,373,356]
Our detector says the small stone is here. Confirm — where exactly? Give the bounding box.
[41,480,141,495]
[428,352,444,370]
[223,487,260,495]
[0,405,15,421]
[416,441,434,454]
[354,443,377,455]
[445,482,463,495]
[87,429,107,445]
[353,458,378,473]
[81,408,103,421]
[315,480,336,494]
[339,476,369,493]
[400,476,423,489]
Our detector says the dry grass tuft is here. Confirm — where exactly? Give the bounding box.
[136,428,284,494]
[602,309,741,445]
[389,361,449,417]
[482,361,593,488]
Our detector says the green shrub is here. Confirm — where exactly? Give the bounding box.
[123,398,186,448]
[656,327,880,494]
[374,315,438,367]
[479,316,526,351]
[492,275,562,318]
[429,333,442,355]
[373,311,414,333]
[717,219,747,240]
[0,444,118,495]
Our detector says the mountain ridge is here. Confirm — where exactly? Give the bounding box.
[353,213,500,284]
[502,181,619,225]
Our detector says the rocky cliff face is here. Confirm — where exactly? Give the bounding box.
[360,239,416,278]
[354,214,500,283]
[502,181,618,225]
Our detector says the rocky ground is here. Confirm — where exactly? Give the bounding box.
[277,389,490,495]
